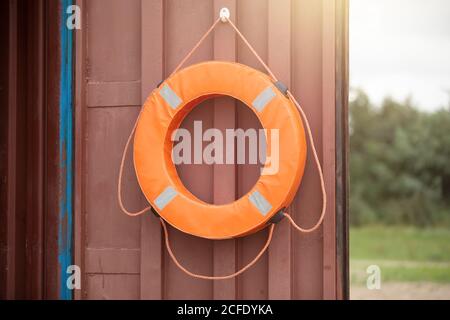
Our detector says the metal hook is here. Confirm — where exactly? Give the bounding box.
[219,7,230,22]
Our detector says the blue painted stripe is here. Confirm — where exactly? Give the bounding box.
[58,0,74,300]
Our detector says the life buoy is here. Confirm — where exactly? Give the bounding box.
[133,61,307,239]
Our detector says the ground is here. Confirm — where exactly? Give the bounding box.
[350,226,450,300]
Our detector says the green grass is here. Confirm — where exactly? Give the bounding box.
[351,226,450,284]
[351,260,450,284]
[351,226,450,262]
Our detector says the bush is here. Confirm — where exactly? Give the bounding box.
[350,90,450,227]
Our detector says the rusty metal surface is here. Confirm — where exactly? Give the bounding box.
[0,0,10,300]
[0,0,66,300]
[74,0,348,300]
[45,0,66,300]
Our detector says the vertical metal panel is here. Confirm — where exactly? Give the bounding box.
[75,0,348,300]
[236,0,269,300]
[321,0,337,300]
[6,0,18,299]
[140,0,164,300]
[45,0,66,299]
[163,0,214,300]
[291,0,325,299]
[267,0,293,300]
[335,0,350,300]
[81,0,143,300]
[212,0,237,300]
[1,0,64,299]
[74,0,87,301]
[24,0,46,299]
[0,0,10,300]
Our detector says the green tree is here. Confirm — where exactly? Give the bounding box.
[350,90,450,227]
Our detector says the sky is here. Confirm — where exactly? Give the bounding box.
[350,0,450,111]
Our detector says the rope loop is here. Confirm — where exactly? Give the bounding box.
[161,220,275,280]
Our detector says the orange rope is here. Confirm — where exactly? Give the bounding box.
[117,116,152,217]
[170,17,222,77]
[161,219,275,280]
[283,91,327,233]
[226,18,278,81]
[117,15,328,280]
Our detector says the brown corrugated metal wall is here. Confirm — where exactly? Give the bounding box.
[74,0,348,300]
[2,0,71,299]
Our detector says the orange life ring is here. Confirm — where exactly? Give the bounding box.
[134,61,307,239]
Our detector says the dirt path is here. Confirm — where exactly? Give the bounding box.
[351,282,450,300]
